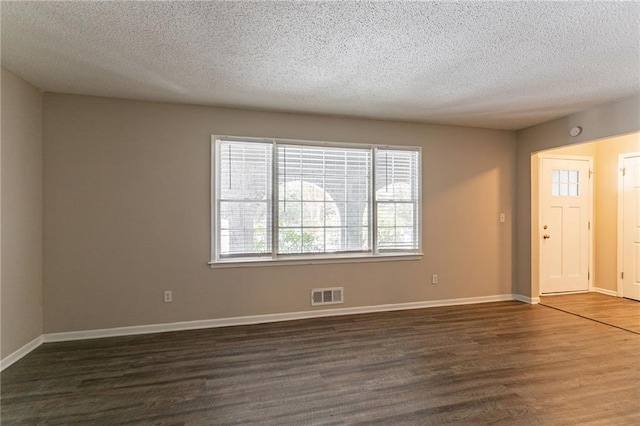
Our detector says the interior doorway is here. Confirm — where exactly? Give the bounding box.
[531,132,640,299]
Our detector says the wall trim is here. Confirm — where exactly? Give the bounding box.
[0,335,43,372]
[593,287,618,297]
[2,294,518,368]
[513,294,540,304]
[43,294,515,343]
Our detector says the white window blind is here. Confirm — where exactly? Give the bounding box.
[212,136,421,264]
[277,144,371,255]
[217,140,272,258]
[375,149,420,251]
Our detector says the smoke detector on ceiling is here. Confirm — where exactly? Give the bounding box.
[570,126,582,137]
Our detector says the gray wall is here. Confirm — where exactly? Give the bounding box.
[6,70,634,343]
[1,68,43,358]
[515,95,640,298]
[43,93,516,333]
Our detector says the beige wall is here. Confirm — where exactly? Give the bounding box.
[1,68,43,358]
[43,93,515,333]
[516,95,640,297]
[594,133,640,291]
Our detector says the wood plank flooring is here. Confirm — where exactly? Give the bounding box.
[540,292,640,334]
[2,301,639,425]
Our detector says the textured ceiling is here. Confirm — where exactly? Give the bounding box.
[2,1,639,130]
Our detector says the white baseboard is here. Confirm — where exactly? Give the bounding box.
[0,335,43,372]
[593,287,618,297]
[43,294,515,343]
[513,294,540,304]
[2,294,517,367]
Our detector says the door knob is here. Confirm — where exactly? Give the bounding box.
[543,234,550,239]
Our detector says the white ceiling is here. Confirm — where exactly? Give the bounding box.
[2,1,639,130]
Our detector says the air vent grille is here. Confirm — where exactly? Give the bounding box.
[311,287,343,306]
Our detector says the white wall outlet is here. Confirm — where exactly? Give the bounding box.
[431,274,438,284]
[499,213,506,223]
[164,290,172,303]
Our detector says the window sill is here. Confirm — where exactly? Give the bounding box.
[208,253,423,269]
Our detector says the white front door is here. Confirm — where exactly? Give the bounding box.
[622,155,640,301]
[540,156,591,294]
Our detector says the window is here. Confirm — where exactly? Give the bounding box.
[551,169,579,197]
[212,136,421,264]
[374,149,420,251]
[217,140,272,257]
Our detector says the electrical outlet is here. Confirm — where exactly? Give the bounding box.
[164,291,172,303]
[499,213,506,223]
[431,274,438,284]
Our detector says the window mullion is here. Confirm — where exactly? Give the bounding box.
[213,139,219,262]
[413,154,419,250]
[271,140,279,260]
[323,150,327,251]
[371,147,377,254]
[342,150,347,251]
[299,147,303,253]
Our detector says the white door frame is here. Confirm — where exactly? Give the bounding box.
[617,152,640,297]
[538,154,594,295]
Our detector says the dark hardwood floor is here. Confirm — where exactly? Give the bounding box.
[2,301,639,425]
[540,292,640,334]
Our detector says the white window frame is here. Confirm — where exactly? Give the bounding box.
[210,135,422,268]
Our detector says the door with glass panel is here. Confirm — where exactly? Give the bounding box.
[539,156,592,294]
